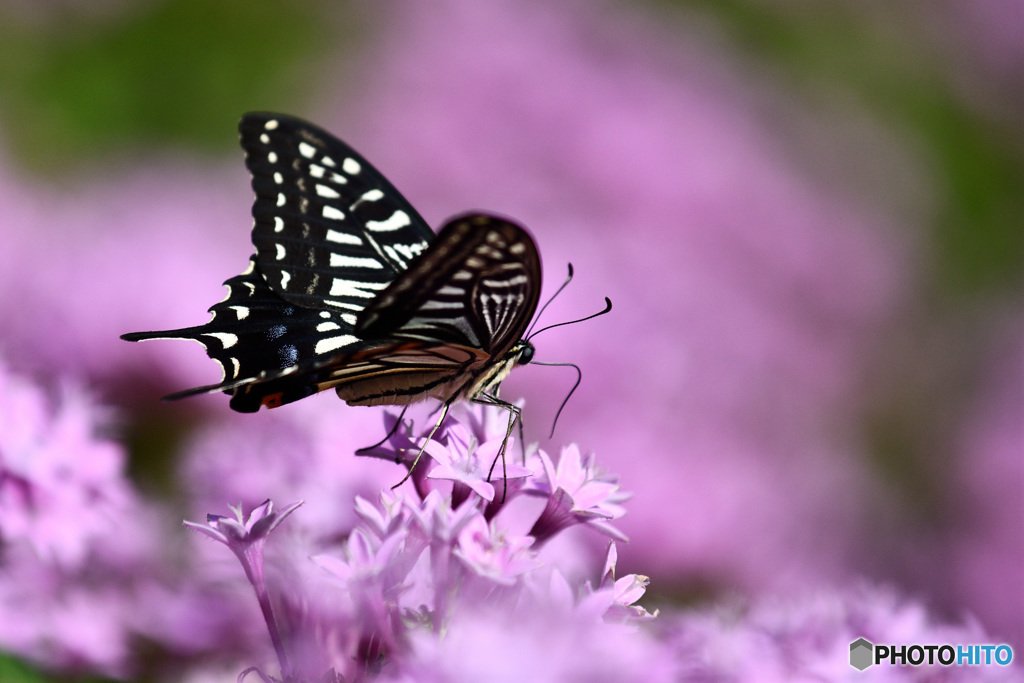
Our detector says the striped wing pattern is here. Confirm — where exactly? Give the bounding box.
[360,214,540,357]
[123,114,542,413]
[322,214,542,406]
[242,113,433,311]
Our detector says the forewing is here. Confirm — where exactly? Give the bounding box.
[240,113,434,312]
[356,213,542,358]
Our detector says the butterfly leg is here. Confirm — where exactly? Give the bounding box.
[474,394,523,503]
[390,400,451,489]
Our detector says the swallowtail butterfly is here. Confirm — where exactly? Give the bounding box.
[123,113,541,435]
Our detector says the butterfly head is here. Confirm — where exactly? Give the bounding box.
[514,340,535,366]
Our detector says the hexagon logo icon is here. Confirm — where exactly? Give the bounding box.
[850,638,874,671]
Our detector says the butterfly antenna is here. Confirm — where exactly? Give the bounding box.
[525,263,575,338]
[531,361,582,438]
[527,297,612,341]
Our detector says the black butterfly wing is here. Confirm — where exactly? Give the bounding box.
[229,214,543,409]
[358,213,542,359]
[123,113,435,411]
[241,113,434,311]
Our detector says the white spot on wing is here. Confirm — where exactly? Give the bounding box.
[384,242,426,264]
[204,332,239,349]
[273,172,283,184]
[281,271,291,289]
[230,305,250,320]
[277,193,286,207]
[275,243,286,260]
[317,321,341,332]
[298,142,317,159]
[309,164,325,178]
[229,357,240,378]
[274,216,284,232]
[366,210,411,232]
[326,228,360,244]
[264,119,279,130]
[329,278,387,298]
[315,335,359,354]
[323,205,345,221]
[343,158,361,175]
[268,151,278,163]
[316,184,340,199]
[329,253,383,269]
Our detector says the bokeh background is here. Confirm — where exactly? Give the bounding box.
[0,1,1020,680]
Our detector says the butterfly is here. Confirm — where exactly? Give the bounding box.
[123,113,543,461]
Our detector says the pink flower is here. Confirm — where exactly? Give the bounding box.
[188,407,654,681]
[425,422,532,506]
[0,364,133,564]
[526,444,629,545]
[186,500,303,681]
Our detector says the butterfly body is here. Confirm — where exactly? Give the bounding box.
[123,114,541,416]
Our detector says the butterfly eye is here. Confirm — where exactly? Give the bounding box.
[517,342,535,366]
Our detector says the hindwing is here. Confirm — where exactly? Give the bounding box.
[358,214,541,358]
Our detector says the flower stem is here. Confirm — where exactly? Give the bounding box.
[241,543,292,680]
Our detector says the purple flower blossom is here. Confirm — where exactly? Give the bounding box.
[185,499,303,682]
[0,365,132,565]
[425,422,532,507]
[185,499,303,573]
[182,406,654,681]
[526,443,629,545]
[453,513,538,586]
[0,361,228,677]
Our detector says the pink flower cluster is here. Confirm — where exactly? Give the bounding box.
[0,362,145,674]
[185,405,657,681]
